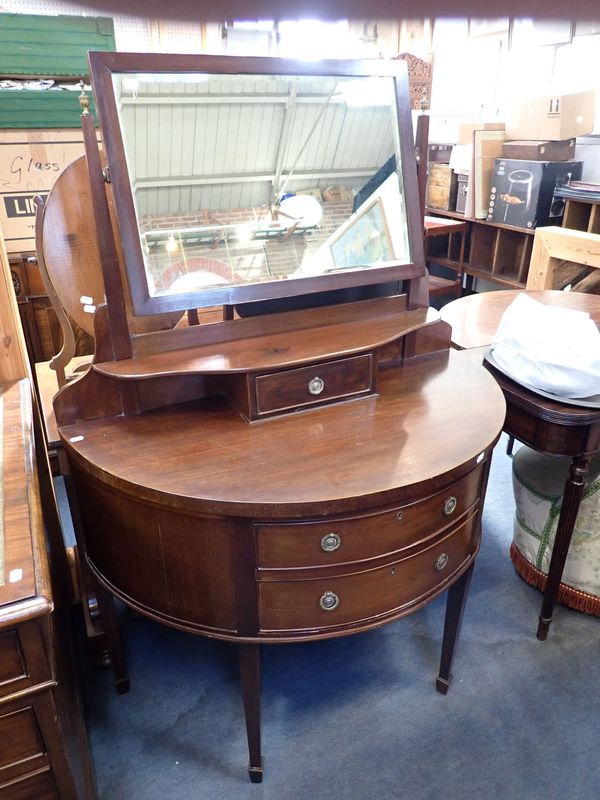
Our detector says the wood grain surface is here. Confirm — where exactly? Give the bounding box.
[441,289,600,350]
[96,302,438,378]
[0,381,41,611]
[41,154,181,339]
[61,349,505,518]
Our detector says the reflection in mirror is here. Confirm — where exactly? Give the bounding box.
[111,72,410,298]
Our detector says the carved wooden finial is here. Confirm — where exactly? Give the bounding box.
[79,81,90,115]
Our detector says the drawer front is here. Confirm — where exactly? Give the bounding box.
[0,632,28,698]
[258,514,477,632]
[0,770,58,800]
[254,354,375,418]
[257,463,484,569]
[0,706,46,776]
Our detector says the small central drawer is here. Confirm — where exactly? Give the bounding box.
[253,353,375,419]
[256,462,484,569]
[258,514,478,633]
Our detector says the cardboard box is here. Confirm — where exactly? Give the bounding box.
[473,130,505,219]
[428,143,453,163]
[295,188,323,201]
[506,91,596,141]
[501,138,576,161]
[426,163,458,211]
[458,121,505,146]
[486,158,582,229]
[0,129,88,253]
[322,186,354,203]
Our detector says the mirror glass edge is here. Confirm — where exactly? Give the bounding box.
[88,52,423,318]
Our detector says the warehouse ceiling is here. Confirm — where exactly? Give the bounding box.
[114,73,398,217]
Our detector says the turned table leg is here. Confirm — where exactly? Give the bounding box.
[537,455,590,641]
[90,575,130,694]
[239,643,263,783]
[436,562,474,695]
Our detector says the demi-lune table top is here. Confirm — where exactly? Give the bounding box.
[60,349,506,519]
[440,290,600,351]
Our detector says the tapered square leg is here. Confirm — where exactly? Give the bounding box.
[239,643,263,782]
[537,456,589,641]
[436,562,474,694]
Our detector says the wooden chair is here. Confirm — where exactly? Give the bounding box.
[35,154,188,388]
[424,215,468,299]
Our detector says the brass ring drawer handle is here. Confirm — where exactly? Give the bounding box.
[435,553,449,571]
[308,377,325,396]
[319,591,340,611]
[321,533,341,552]
[443,496,457,516]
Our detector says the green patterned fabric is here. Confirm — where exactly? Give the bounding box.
[512,446,600,597]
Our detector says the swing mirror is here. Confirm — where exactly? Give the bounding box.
[89,53,419,315]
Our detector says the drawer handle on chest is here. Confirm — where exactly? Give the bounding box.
[319,591,340,611]
[321,533,341,552]
[435,553,449,571]
[443,496,457,516]
[308,377,325,396]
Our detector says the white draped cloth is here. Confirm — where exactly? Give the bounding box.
[491,293,600,399]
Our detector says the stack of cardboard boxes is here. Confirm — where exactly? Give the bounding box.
[486,90,595,229]
[426,90,596,231]
[427,121,507,220]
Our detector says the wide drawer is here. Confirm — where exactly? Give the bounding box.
[256,462,484,569]
[0,770,58,800]
[258,513,478,632]
[253,353,375,418]
[0,632,28,698]
[0,706,46,782]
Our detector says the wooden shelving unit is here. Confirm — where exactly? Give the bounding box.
[562,196,600,233]
[426,197,600,290]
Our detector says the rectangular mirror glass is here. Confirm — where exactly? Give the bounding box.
[90,55,420,315]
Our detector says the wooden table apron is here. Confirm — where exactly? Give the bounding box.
[441,289,600,639]
[59,349,505,644]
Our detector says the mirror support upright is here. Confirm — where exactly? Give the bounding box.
[81,110,132,360]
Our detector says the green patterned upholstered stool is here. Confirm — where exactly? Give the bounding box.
[511,446,600,616]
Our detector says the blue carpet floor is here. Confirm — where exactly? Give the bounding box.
[76,435,600,800]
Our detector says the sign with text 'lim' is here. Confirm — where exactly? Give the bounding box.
[0,130,87,253]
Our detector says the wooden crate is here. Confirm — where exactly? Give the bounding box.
[426,164,458,211]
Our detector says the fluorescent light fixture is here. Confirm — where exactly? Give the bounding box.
[340,78,394,107]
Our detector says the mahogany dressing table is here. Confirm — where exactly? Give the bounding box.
[49,53,505,782]
[441,289,600,640]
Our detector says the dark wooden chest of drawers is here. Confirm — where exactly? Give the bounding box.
[0,380,94,800]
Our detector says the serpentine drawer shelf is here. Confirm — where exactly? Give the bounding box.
[92,303,439,379]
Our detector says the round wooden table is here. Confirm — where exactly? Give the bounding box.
[440,289,600,642]
[440,289,600,350]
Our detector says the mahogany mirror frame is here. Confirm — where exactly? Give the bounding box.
[88,51,427,317]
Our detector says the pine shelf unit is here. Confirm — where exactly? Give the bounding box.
[426,196,600,290]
